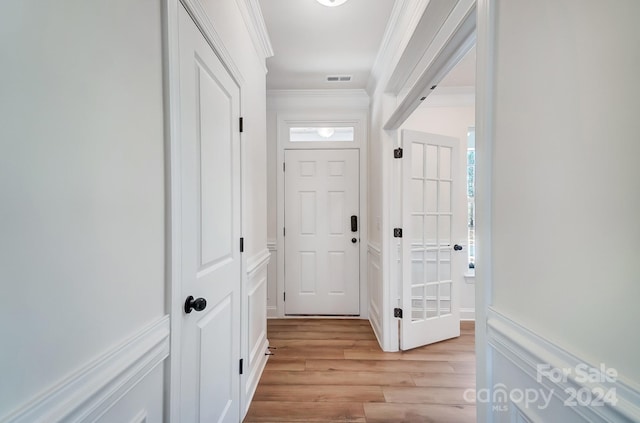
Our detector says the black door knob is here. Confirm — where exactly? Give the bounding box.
[352,238,358,243]
[453,244,463,251]
[184,295,207,314]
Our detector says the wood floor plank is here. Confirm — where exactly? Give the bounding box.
[410,373,476,388]
[263,357,306,371]
[450,361,477,374]
[343,350,476,362]
[244,318,477,423]
[363,402,475,423]
[269,331,376,340]
[305,359,456,373]
[245,401,366,422]
[260,370,415,386]
[267,346,346,359]
[253,384,385,402]
[382,386,472,405]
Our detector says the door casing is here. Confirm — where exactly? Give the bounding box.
[275,112,368,319]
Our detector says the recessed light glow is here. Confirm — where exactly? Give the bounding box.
[316,0,350,7]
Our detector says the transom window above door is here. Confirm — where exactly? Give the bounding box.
[289,127,354,142]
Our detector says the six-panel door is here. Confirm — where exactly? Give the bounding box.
[284,149,360,315]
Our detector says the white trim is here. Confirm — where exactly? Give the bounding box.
[266,240,277,252]
[487,308,640,422]
[460,308,475,321]
[180,0,245,86]
[367,0,431,97]
[246,247,271,279]
[3,316,170,423]
[419,86,475,108]
[242,254,270,419]
[234,0,274,64]
[163,1,183,421]
[366,0,410,95]
[384,0,476,130]
[367,243,383,349]
[475,0,496,421]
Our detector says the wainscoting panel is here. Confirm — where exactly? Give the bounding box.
[266,241,277,318]
[244,248,271,417]
[3,316,169,423]
[487,308,640,422]
[367,243,383,348]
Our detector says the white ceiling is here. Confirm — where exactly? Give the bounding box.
[258,0,396,90]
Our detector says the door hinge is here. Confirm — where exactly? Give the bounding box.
[394,147,403,158]
[239,117,244,133]
[283,292,286,302]
[283,227,286,236]
[283,162,286,172]
[239,358,244,375]
[393,228,403,238]
[240,237,244,253]
[394,308,403,318]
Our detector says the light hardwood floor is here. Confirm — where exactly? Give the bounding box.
[244,319,476,423]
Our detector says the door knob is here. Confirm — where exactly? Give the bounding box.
[352,238,358,243]
[184,295,207,314]
[453,244,463,251]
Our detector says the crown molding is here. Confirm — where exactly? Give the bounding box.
[235,0,274,62]
[366,0,430,96]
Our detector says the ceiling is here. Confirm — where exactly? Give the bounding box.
[258,0,396,90]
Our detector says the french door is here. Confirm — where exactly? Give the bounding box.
[400,130,464,350]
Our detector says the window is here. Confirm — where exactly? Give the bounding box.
[289,127,354,142]
[467,127,475,270]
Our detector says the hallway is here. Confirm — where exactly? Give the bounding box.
[244,319,476,423]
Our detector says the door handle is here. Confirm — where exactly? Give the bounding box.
[184,295,207,314]
[352,238,358,243]
[453,244,463,251]
[351,215,358,232]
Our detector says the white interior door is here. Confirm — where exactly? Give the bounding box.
[400,130,464,350]
[178,5,241,422]
[284,149,360,315]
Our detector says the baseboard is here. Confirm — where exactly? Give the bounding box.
[487,307,640,422]
[266,306,278,318]
[460,308,475,321]
[3,315,170,423]
[243,337,269,419]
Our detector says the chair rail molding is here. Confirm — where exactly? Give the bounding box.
[2,316,170,423]
[488,308,640,423]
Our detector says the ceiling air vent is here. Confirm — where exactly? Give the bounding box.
[326,75,352,82]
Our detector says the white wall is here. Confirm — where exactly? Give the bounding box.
[0,0,271,420]
[0,1,166,419]
[402,98,476,319]
[480,0,640,420]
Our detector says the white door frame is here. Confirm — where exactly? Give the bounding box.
[376,0,495,421]
[276,111,368,318]
[164,0,247,421]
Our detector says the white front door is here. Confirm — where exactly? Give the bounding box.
[178,6,241,422]
[284,149,360,315]
[400,130,464,350]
